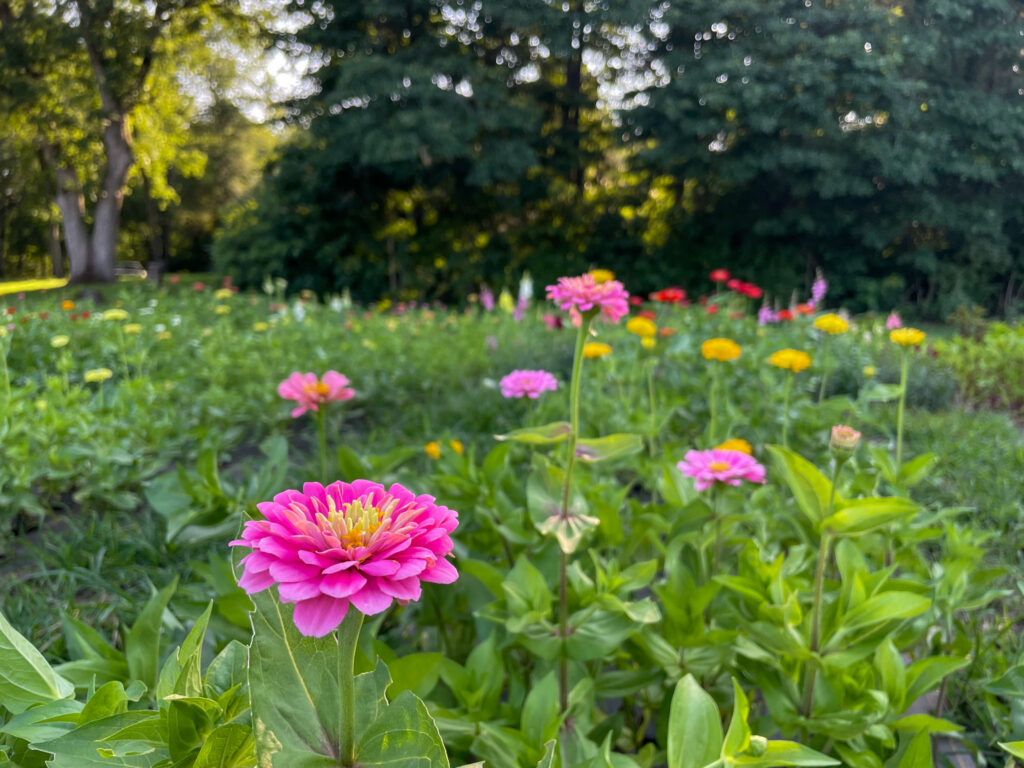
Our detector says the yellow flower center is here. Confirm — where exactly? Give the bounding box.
[304,381,331,398]
[315,496,397,550]
[709,461,731,472]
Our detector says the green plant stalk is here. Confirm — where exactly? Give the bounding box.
[818,340,829,403]
[646,358,658,457]
[336,608,364,767]
[801,457,843,725]
[712,489,724,577]
[782,371,794,448]
[316,407,328,483]
[708,363,721,444]
[896,350,909,467]
[557,314,591,716]
[0,337,9,417]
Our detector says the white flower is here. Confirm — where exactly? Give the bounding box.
[155,323,167,333]
[171,315,182,327]
[292,303,307,322]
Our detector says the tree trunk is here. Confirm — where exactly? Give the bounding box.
[141,171,166,283]
[53,164,95,282]
[47,214,65,278]
[76,116,133,284]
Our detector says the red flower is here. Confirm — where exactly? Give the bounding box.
[778,309,794,321]
[706,304,719,315]
[629,296,644,306]
[193,281,206,291]
[39,312,49,320]
[659,327,676,337]
[729,311,745,320]
[741,283,763,299]
[726,279,741,291]
[651,287,687,304]
[637,310,656,320]
[5,307,14,315]
[710,269,730,283]
[169,274,181,284]
[81,311,91,319]
[795,303,814,316]
[70,314,79,321]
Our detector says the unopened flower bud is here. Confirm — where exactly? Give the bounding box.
[830,424,861,454]
[749,736,768,756]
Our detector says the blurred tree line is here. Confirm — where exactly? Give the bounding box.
[3,0,1023,317]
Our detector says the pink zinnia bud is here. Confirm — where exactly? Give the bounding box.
[546,274,629,324]
[830,424,861,453]
[886,312,902,330]
[231,480,458,637]
[677,449,766,492]
[278,371,355,418]
[500,369,558,399]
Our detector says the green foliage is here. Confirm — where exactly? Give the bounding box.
[937,322,1024,412]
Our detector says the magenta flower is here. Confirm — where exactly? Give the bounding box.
[278,371,355,418]
[886,311,902,330]
[231,480,459,637]
[500,369,559,399]
[678,449,767,492]
[546,274,629,323]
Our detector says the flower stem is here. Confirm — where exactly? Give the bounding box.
[782,371,793,448]
[712,490,723,576]
[817,341,829,403]
[316,408,328,483]
[557,315,591,716]
[337,608,364,767]
[646,359,658,457]
[708,364,720,445]
[801,458,842,725]
[896,350,909,467]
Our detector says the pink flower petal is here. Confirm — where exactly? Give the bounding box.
[292,595,350,637]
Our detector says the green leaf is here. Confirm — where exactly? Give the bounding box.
[834,592,930,634]
[905,656,969,703]
[667,674,722,768]
[80,681,131,723]
[896,731,932,768]
[822,497,919,536]
[536,741,561,768]
[898,453,938,488]
[125,578,178,691]
[31,712,169,768]
[573,433,644,462]
[982,663,1024,698]
[495,422,572,444]
[0,608,74,713]
[521,672,560,745]
[386,653,442,699]
[356,689,450,767]
[874,640,906,712]
[722,678,751,757]
[0,698,81,742]
[767,446,833,525]
[890,714,961,733]
[194,723,256,768]
[734,741,840,767]
[1000,742,1024,760]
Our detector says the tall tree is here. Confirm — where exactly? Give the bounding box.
[0,0,247,283]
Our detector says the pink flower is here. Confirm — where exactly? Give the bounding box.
[500,369,558,399]
[886,312,902,330]
[542,313,563,330]
[677,449,766,492]
[231,480,458,637]
[278,371,355,418]
[546,274,629,323]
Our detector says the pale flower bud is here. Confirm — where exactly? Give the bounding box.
[830,424,861,454]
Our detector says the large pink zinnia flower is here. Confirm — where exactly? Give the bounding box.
[546,274,629,323]
[231,480,459,637]
[500,369,558,399]
[678,449,766,492]
[278,371,355,418]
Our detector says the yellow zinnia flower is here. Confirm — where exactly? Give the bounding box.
[716,438,753,455]
[61,300,75,311]
[253,322,269,332]
[769,348,812,372]
[215,304,230,315]
[50,335,70,348]
[701,337,741,361]
[863,365,877,378]
[424,441,441,459]
[449,440,464,456]
[123,323,142,334]
[813,313,849,335]
[84,368,113,383]
[214,288,233,299]
[589,269,615,284]
[626,316,657,338]
[583,342,612,359]
[641,337,656,350]
[157,331,172,341]
[102,308,129,321]
[890,327,925,346]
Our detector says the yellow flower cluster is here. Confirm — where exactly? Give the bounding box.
[813,313,849,335]
[253,322,269,332]
[214,288,233,299]
[424,440,464,459]
[701,337,741,362]
[123,323,142,335]
[583,342,612,359]
[215,305,231,315]
[588,269,615,284]
[769,348,812,372]
[716,438,753,455]
[84,368,113,383]
[890,328,926,347]
[626,316,656,338]
[102,308,129,321]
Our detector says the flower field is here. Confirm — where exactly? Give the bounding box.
[1,273,1023,767]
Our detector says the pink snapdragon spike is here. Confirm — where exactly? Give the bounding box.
[678,449,767,492]
[278,371,355,418]
[500,369,559,399]
[546,274,629,323]
[886,311,902,330]
[231,480,459,637]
